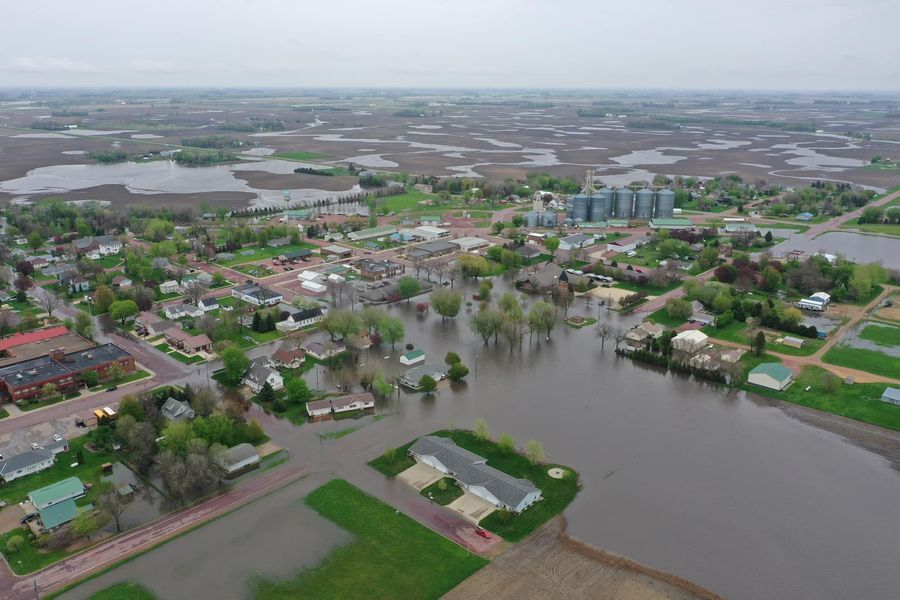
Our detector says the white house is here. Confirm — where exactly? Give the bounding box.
[242,360,284,392]
[159,280,181,295]
[606,241,637,254]
[276,306,325,332]
[306,392,375,418]
[301,280,327,294]
[671,330,709,354]
[412,225,450,241]
[164,304,204,320]
[198,297,219,312]
[232,283,282,306]
[409,435,542,513]
[0,448,55,483]
[748,363,793,391]
[559,233,595,252]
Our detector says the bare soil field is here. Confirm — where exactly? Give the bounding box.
[443,517,721,600]
[2,91,898,211]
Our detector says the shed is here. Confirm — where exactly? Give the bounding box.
[400,349,426,366]
[748,363,793,391]
[781,336,805,349]
[881,387,900,406]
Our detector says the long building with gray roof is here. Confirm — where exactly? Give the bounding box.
[409,435,542,513]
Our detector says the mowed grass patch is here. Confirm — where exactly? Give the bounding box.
[432,430,580,542]
[0,528,70,575]
[823,345,900,380]
[420,477,464,506]
[272,150,330,161]
[858,324,900,347]
[380,189,440,213]
[740,365,900,432]
[647,306,687,328]
[251,479,486,600]
[367,439,417,477]
[89,582,157,600]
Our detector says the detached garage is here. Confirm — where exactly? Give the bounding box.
[748,363,793,391]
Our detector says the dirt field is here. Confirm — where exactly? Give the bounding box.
[443,517,722,600]
[1,91,898,212]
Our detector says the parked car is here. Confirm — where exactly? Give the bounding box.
[20,513,37,524]
[74,416,85,428]
[30,443,39,450]
[475,527,492,539]
[52,434,63,442]
[106,385,118,392]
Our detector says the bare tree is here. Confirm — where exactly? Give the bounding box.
[97,481,130,533]
[37,291,62,317]
[613,327,627,350]
[183,280,209,305]
[448,264,460,288]
[596,323,611,349]
[411,255,426,278]
[0,310,20,338]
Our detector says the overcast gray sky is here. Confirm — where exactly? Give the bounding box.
[1,0,897,90]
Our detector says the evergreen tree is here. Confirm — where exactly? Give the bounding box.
[258,381,276,404]
[265,313,276,332]
[252,311,261,332]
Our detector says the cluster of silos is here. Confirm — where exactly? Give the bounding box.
[565,187,676,221]
[526,211,559,227]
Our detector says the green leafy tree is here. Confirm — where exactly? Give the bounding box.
[474,418,490,440]
[525,439,545,464]
[379,316,405,350]
[447,362,469,382]
[431,289,462,320]
[545,236,560,259]
[220,346,250,386]
[498,433,516,453]
[71,511,101,538]
[93,285,115,313]
[285,378,311,404]
[5,535,24,554]
[418,374,437,394]
[665,298,692,321]
[82,370,99,388]
[753,331,766,356]
[396,276,422,304]
[445,351,461,366]
[109,299,139,325]
[27,232,44,251]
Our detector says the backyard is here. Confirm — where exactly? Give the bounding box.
[214,243,317,268]
[250,479,487,600]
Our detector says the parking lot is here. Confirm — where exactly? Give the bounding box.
[0,413,88,458]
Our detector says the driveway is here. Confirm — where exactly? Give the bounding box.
[446,492,496,524]
[397,462,443,491]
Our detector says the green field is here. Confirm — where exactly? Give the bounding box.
[251,479,487,600]
[646,307,687,328]
[214,243,317,267]
[822,345,900,380]
[858,324,900,347]
[843,219,900,237]
[88,582,157,600]
[272,150,330,161]
[380,189,440,213]
[0,528,71,575]
[741,364,900,432]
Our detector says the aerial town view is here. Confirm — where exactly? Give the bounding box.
[0,1,898,599]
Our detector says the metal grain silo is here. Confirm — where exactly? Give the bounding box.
[655,188,675,219]
[526,211,540,228]
[598,187,615,218]
[572,194,589,222]
[614,188,634,219]
[589,194,607,222]
[542,211,557,227]
[634,188,655,219]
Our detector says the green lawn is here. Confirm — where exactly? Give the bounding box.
[433,430,580,541]
[0,528,70,575]
[169,352,205,365]
[251,479,487,600]
[844,222,900,237]
[96,255,124,269]
[214,243,317,267]
[701,320,749,344]
[741,365,900,431]
[420,477,464,506]
[822,345,900,380]
[647,307,687,328]
[318,425,362,440]
[380,189,440,213]
[858,324,900,347]
[769,337,823,357]
[85,370,151,393]
[0,435,117,507]
[367,439,417,477]
[613,278,683,295]
[272,150,330,161]
[88,582,157,600]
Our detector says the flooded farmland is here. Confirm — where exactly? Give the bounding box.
[771,231,900,269]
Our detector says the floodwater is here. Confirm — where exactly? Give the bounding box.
[300,275,900,600]
[841,322,900,357]
[0,159,363,208]
[771,231,900,269]
[59,474,350,600]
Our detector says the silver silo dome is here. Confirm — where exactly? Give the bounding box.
[526,211,540,228]
[589,193,607,222]
[572,194,590,221]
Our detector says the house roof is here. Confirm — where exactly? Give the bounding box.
[199,297,219,307]
[220,443,258,467]
[409,436,539,510]
[161,397,193,420]
[0,448,54,477]
[282,249,312,260]
[749,363,792,382]
[331,392,374,410]
[273,348,303,364]
[0,344,132,388]
[39,499,79,530]
[244,362,277,385]
[882,387,900,402]
[290,307,323,321]
[0,326,69,353]
[29,476,84,510]
[233,283,281,302]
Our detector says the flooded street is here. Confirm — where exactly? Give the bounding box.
[299,276,900,600]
